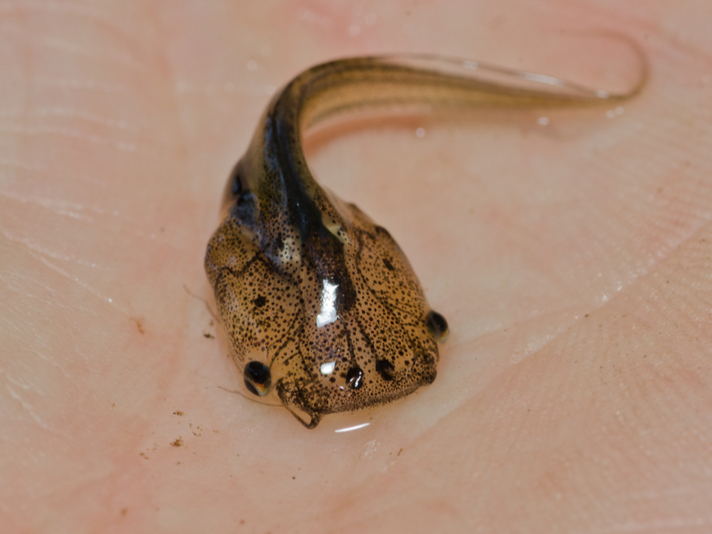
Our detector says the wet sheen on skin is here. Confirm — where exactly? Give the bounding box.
[204,54,644,428]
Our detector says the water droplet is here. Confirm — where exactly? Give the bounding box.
[537,116,549,126]
[415,127,426,138]
[334,422,370,433]
[320,361,336,375]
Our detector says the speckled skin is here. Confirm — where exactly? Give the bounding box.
[206,196,439,428]
[205,55,644,428]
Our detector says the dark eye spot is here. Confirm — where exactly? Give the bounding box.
[374,225,392,239]
[232,170,252,207]
[425,311,449,342]
[253,295,266,308]
[375,359,395,381]
[232,173,242,196]
[382,257,395,271]
[236,192,249,206]
[346,366,364,389]
[244,361,271,396]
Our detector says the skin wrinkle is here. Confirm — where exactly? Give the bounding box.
[35,78,130,93]
[0,159,45,173]
[40,36,147,69]
[0,1,129,29]
[24,107,140,131]
[1,0,712,532]
[0,123,136,151]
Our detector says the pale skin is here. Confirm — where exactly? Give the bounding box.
[2,0,712,532]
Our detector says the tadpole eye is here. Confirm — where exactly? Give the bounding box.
[244,361,272,396]
[425,311,449,342]
[232,175,241,196]
[231,164,243,197]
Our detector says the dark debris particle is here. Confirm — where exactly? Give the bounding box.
[132,317,145,335]
[173,411,184,416]
[203,332,215,339]
[171,437,184,447]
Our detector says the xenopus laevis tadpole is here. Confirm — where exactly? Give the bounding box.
[205,51,645,428]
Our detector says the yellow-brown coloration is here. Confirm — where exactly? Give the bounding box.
[205,53,645,428]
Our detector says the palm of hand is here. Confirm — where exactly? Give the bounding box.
[2,1,711,532]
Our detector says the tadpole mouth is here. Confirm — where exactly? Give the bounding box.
[275,355,438,429]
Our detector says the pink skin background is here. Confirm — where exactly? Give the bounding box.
[2,0,712,532]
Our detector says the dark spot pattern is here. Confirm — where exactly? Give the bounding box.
[204,58,453,428]
[375,359,395,381]
[206,184,445,428]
